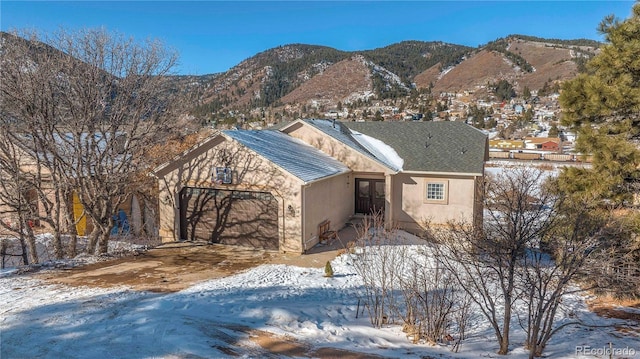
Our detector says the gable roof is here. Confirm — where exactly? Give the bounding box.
[300,119,487,175]
[223,129,350,184]
[343,121,487,174]
[302,119,402,171]
[524,137,561,144]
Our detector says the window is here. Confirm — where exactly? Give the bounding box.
[424,180,448,204]
[213,167,233,184]
[427,183,444,200]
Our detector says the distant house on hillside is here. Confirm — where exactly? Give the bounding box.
[524,137,561,152]
[154,119,488,254]
[489,139,525,149]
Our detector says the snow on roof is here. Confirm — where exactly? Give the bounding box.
[304,119,401,172]
[223,129,350,183]
[349,130,404,171]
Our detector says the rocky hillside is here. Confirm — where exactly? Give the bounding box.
[1,31,600,124]
[190,35,598,122]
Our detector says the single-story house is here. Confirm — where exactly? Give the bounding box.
[489,139,525,150]
[0,138,153,238]
[153,119,488,253]
[524,137,561,152]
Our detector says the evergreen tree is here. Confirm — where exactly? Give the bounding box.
[324,261,334,277]
[557,7,640,301]
[522,86,532,100]
[493,80,516,101]
[558,3,640,204]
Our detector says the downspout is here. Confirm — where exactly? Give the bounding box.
[385,173,393,229]
[281,194,286,253]
[301,184,306,253]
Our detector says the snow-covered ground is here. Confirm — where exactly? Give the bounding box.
[1,164,636,358]
[1,247,638,358]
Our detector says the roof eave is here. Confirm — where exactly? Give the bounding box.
[303,168,352,186]
[400,170,484,177]
[152,132,223,178]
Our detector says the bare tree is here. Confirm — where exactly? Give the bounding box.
[0,130,39,264]
[351,211,404,328]
[0,28,188,255]
[432,167,557,355]
[351,212,463,347]
[517,193,611,358]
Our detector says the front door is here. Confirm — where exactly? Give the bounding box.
[355,179,385,214]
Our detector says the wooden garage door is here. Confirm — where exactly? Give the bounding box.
[179,187,279,250]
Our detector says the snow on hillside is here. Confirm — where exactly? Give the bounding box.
[1,246,638,358]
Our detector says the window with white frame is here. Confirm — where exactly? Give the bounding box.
[425,180,448,203]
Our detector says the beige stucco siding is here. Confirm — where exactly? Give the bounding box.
[392,173,478,231]
[301,173,353,251]
[0,152,56,234]
[156,136,305,252]
[284,122,391,173]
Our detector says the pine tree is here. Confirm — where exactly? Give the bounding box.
[558,3,640,204]
[556,3,640,299]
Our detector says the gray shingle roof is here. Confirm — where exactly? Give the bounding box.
[343,121,487,174]
[223,129,350,183]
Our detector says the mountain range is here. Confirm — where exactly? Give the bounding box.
[188,35,599,121]
[1,31,601,123]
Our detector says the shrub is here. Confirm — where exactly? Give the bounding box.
[324,261,334,277]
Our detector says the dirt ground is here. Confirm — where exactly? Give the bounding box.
[36,241,342,292]
[587,295,640,336]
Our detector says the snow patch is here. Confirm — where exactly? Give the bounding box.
[350,129,404,170]
[1,239,638,358]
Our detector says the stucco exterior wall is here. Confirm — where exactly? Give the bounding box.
[392,173,478,232]
[156,136,305,253]
[301,173,353,251]
[284,122,390,173]
[0,154,56,234]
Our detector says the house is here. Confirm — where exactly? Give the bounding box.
[524,137,561,152]
[489,139,525,150]
[0,135,153,239]
[154,119,488,254]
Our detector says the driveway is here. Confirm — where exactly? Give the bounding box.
[36,241,346,293]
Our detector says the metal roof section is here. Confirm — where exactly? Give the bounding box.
[223,129,350,184]
[303,119,400,171]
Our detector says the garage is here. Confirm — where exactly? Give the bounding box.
[179,187,279,250]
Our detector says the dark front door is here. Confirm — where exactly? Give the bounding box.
[355,179,385,214]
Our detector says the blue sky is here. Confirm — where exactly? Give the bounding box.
[1,1,635,75]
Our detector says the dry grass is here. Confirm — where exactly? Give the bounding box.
[433,50,518,93]
[281,57,372,105]
[587,295,640,336]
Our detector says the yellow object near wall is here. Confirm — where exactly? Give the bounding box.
[73,192,87,236]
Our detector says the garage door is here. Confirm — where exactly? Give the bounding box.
[179,187,279,250]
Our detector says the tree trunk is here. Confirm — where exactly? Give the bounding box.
[52,230,63,259]
[499,303,511,354]
[96,229,109,255]
[52,187,64,259]
[18,236,29,265]
[528,325,540,359]
[86,227,100,254]
[23,221,39,265]
[64,202,78,257]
